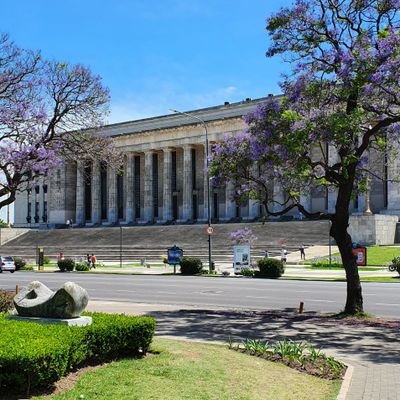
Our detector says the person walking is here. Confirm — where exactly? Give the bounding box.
[281,248,288,265]
[86,253,91,269]
[91,253,97,269]
[299,245,306,260]
[264,249,270,258]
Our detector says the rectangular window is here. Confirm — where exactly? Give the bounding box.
[42,201,47,222]
[152,154,159,218]
[134,156,141,219]
[84,162,92,221]
[117,173,124,219]
[191,148,196,190]
[171,151,177,192]
[100,162,107,220]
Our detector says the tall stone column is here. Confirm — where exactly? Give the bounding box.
[203,143,211,220]
[328,144,339,214]
[91,161,101,224]
[143,151,153,222]
[224,181,236,220]
[272,179,285,214]
[162,148,173,221]
[75,161,85,225]
[247,165,259,219]
[107,166,117,224]
[182,145,193,220]
[125,154,134,223]
[300,194,313,215]
[384,145,400,215]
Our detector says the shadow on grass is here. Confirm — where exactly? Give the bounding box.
[146,308,400,364]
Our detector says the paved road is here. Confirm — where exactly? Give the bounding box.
[1,272,399,318]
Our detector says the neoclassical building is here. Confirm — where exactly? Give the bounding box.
[13,97,400,228]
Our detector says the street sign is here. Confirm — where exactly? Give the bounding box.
[206,226,214,235]
[167,245,183,265]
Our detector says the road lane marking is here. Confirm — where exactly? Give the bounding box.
[375,303,399,307]
[305,299,336,303]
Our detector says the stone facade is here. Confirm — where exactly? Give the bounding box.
[13,97,400,231]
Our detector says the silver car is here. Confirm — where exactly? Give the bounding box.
[0,256,16,273]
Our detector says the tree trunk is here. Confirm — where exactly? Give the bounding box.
[331,195,364,314]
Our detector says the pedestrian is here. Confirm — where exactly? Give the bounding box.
[69,219,73,228]
[86,253,91,269]
[66,219,70,229]
[264,249,269,258]
[281,248,288,265]
[91,253,97,269]
[299,244,306,260]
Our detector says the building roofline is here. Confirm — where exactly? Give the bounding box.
[94,96,278,138]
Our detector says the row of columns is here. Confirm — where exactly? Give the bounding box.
[74,145,266,226]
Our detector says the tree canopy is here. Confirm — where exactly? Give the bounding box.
[0,33,122,209]
[210,0,400,314]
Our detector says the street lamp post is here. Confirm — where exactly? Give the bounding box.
[169,109,213,271]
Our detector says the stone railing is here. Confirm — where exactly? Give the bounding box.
[0,228,30,245]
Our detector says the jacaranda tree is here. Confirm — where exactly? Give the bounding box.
[0,33,122,210]
[210,0,400,314]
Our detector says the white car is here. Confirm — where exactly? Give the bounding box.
[0,256,16,273]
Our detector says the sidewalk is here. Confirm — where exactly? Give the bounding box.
[87,300,400,400]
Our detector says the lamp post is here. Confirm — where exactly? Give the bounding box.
[119,226,122,268]
[169,109,213,271]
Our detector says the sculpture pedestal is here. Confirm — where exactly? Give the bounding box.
[6,315,92,326]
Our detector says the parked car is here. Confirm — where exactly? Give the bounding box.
[0,256,16,273]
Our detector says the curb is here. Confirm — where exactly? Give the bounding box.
[337,363,354,400]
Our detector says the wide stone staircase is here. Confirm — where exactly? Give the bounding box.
[0,221,330,265]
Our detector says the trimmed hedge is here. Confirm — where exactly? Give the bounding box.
[14,257,26,270]
[75,262,90,272]
[180,256,203,275]
[0,312,155,396]
[57,258,75,272]
[255,258,285,278]
[0,290,14,313]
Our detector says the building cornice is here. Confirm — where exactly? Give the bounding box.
[94,97,274,138]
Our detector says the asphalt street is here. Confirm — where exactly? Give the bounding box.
[0,272,398,318]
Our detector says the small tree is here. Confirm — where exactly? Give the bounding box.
[229,227,257,246]
[0,33,122,210]
[210,0,400,314]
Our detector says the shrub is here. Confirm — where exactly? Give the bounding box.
[0,290,14,313]
[311,261,343,268]
[57,258,75,272]
[75,262,90,272]
[14,257,26,271]
[391,256,400,275]
[231,337,346,380]
[0,312,155,396]
[43,256,51,265]
[241,268,255,277]
[179,256,203,275]
[19,264,34,271]
[255,258,285,278]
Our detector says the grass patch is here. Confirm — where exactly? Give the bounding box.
[33,338,341,400]
[305,265,379,271]
[328,245,400,266]
[360,276,400,282]
[333,311,374,320]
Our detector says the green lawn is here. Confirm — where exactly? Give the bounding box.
[34,338,341,400]
[362,246,400,266]
[313,245,400,266]
[305,265,379,271]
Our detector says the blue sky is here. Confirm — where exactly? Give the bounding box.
[2,0,291,124]
[2,0,292,222]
